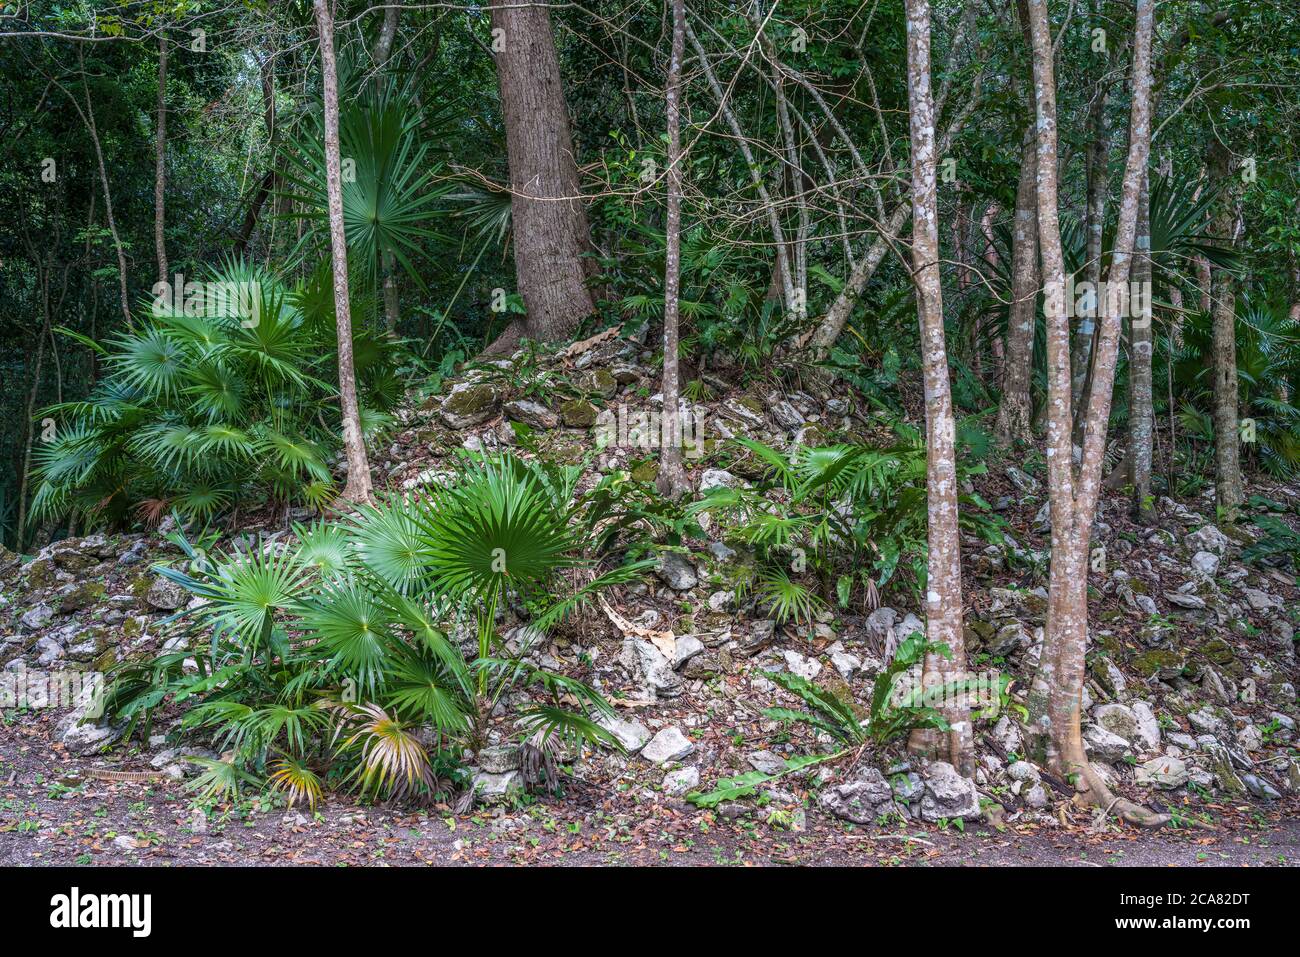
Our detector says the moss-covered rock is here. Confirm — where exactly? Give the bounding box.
[439,381,503,429]
[559,399,599,429]
[1199,637,1237,667]
[58,581,106,614]
[1131,648,1187,680]
[964,620,995,651]
[581,368,618,399]
[21,558,56,590]
[630,460,659,484]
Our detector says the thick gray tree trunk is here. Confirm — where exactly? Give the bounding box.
[485,0,597,353]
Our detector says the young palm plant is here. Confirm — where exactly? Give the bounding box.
[691,435,1002,621]
[103,451,650,807]
[29,259,400,529]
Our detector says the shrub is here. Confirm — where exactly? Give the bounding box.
[103,451,652,807]
[29,258,399,528]
[690,434,1003,621]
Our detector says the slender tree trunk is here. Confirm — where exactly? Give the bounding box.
[687,21,795,315]
[485,0,597,353]
[806,202,913,360]
[1129,171,1154,519]
[901,0,970,776]
[315,0,374,506]
[374,2,402,335]
[1025,0,1166,826]
[374,2,401,65]
[56,57,132,328]
[236,52,279,257]
[657,0,689,502]
[1072,64,1112,430]
[1207,141,1244,516]
[994,128,1038,447]
[154,32,169,284]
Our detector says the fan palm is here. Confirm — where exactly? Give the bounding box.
[29,258,400,528]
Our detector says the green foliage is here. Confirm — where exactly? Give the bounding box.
[29,259,400,529]
[692,434,1002,617]
[685,634,953,809]
[101,451,646,806]
[1242,514,1300,567]
[1173,299,1300,479]
[279,74,453,306]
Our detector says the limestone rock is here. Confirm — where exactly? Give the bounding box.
[641,726,695,765]
[1184,524,1230,558]
[1135,756,1188,789]
[655,552,698,591]
[819,766,899,824]
[919,762,982,822]
[146,576,189,611]
[439,381,503,429]
[662,766,699,795]
[503,399,559,430]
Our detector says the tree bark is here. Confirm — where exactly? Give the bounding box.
[1129,171,1154,519]
[1025,0,1166,826]
[154,32,169,284]
[1207,140,1244,516]
[315,0,374,506]
[374,2,401,65]
[485,0,597,353]
[374,2,402,335]
[902,0,971,776]
[994,128,1038,447]
[657,0,689,502]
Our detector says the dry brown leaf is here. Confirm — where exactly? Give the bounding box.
[598,595,676,659]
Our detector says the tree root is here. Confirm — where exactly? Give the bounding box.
[1072,761,1171,829]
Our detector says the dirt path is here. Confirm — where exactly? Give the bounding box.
[3,715,1296,867]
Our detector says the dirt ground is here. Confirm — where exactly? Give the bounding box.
[4,710,1296,868]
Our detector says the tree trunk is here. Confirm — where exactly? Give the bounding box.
[902,0,971,776]
[374,2,401,65]
[657,0,689,502]
[485,0,597,353]
[154,32,169,284]
[994,128,1038,447]
[374,2,402,335]
[56,56,132,329]
[1025,0,1166,826]
[687,21,796,316]
[315,0,374,506]
[805,201,913,360]
[1129,171,1154,519]
[1072,60,1112,430]
[1208,141,1244,516]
